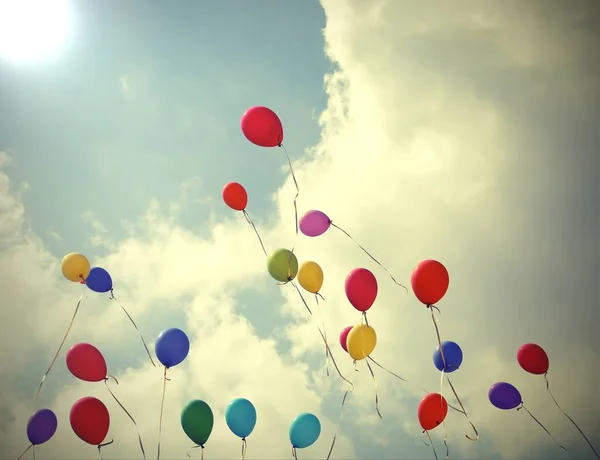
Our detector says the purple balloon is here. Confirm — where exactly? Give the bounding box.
[27,409,58,445]
[488,382,522,410]
[299,210,331,237]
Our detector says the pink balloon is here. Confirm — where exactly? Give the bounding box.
[240,106,283,147]
[345,268,378,312]
[299,210,331,237]
[339,326,353,352]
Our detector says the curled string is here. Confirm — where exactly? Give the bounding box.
[109,291,156,367]
[365,358,383,418]
[427,305,446,405]
[446,377,479,441]
[240,438,247,460]
[104,376,147,459]
[242,210,268,257]
[441,421,450,460]
[367,356,407,382]
[98,439,114,460]
[291,282,353,390]
[314,293,330,377]
[517,403,569,454]
[292,446,298,460]
[330,222,408,293]
[544,373,599,459]
[35,293,86,400]
[326,365,358,460]
[424,430,439,460]
[17,444,32,460]
[187,445,204,459]
[280,144,300,284]
[156,367,170,460]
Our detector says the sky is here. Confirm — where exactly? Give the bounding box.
[0,0,599,459]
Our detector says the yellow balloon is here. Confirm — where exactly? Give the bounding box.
[61,253,91,282]
[297,261,324,294]
[346,324,377,361]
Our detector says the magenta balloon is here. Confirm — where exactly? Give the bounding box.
[299,210,331,237]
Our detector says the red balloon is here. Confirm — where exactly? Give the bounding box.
[411,260,449,305]
[70,397,110,445]
[517,343,549,375]
[418,393,448,431]
[66,343,107,382]
[222,182,248,211]
[339,326,353,353]
[345,268,378,312]
[240,106,284,147]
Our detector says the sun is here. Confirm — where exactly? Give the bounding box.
[0,0,71,63]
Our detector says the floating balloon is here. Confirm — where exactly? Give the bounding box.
[339,326,352,353]
[85,267,113,293]
[297,261,324,294]
[517,343,549,375]
[155,328,190,368]
[346,324,377,361]
[181,400,214,447]
[241,106,283,148]
[70,397,110,445]
[289,413,321,449]
[418,393,448,431]
[345,268,378,312]
[411,259,449,305]
[66,343,107,382]
[222,182,248,211]
[225,398,257,439]
[61,253,90,283]
[27,409,58,446]
[489,382,522,410]
[299,210,331,237]
[267,248,298,282]
[433,341,463,373]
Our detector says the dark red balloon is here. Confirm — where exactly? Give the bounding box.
[222,182,248,211]
[339,326,353,353]
[66,343,107,382]
[70,397,110,445]
[240,106,283,147]
[418,393,448,431]
[345,268,378,312]
[517,343,549,375]
[411,259,449,305]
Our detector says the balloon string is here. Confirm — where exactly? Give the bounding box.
[280,144,300,283]
[35,293,86,400]
[330,222,408,293]
[314,294,330,377]
[544,373,599,459]
[367,356,407,382]
[109,291,156,367]
[326,364,358,460]
[446,377,479,441]
[424,430,439,460]
[428,305,447,408]
[32,445,35,460]
[420,388,465,415]
[98,439,114,460]
[291,282,354,390]
[242,210,268,257]
[104,377,147,459]
[17,444,32,460]
[157,367,169,460]
[441,422,450,460]
[186,445,204,458]
[364,358,383,418]
[292,446,298,460]
[517,403,569,454]
[240,438,247,460]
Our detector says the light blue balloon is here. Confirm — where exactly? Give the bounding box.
[225,398,257,439]
[289,413,321,449]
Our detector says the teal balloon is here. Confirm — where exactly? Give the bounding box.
[225,398,257,439]
[181,400,214,447]
[289,413,321,449]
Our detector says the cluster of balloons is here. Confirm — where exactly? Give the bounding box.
[61,252,113,293]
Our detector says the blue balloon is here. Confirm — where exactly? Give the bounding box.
[225,398,257,439]
[155,328,190,368]
[433,340,463,373]
[85,267,113,293]
[289,413,321,449]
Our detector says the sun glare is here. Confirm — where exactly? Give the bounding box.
[0,0,71,63]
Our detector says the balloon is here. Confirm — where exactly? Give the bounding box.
[418,393,448,431]
[299,210,331,237]
[181,400,214,447]
[155,328,190,368]
[433,341,463,373]
[69,397,110,445]
[346,324,377,361]
[411,259,449,305]
[339,326,352,353]
[27,409,58,445]
[345,268,378,312]
[517,343,549,375]
[297,261,324,294]
[66,343,107,382]
[225,398,257,439]
[488,382,522,410]
[85,267,113,293]
[222,182,248,211]
[267,248,298,282]
[240,106,283,147]
[61,253,90,282]
[289,413,321,449]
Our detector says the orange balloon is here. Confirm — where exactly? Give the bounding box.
[417,393,448,431]
[411,260,449,305]
[222,182,248,211]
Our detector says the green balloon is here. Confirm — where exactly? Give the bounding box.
[267,248,298,282]
[181,400,214,447]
